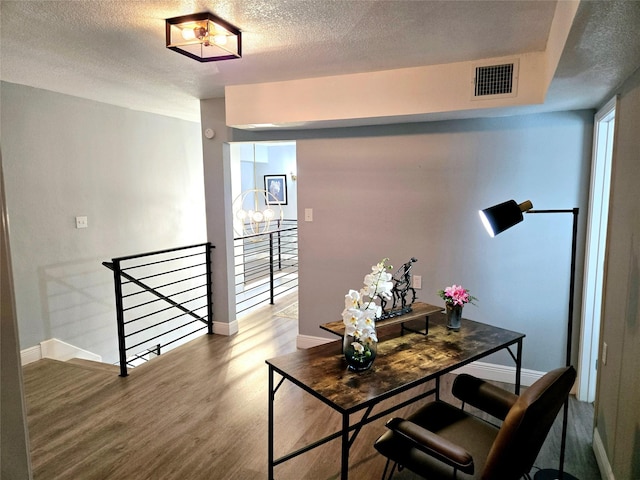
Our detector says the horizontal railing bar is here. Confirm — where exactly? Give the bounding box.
[123,300,207,325]
[121,261,206,283]
[126,318,206,351]
[159,325,209,349]
[120,250,205,272]
[123,285,207,311]
[238,265,274,278]
[238,264,296,278]
[235,248,272,257]
[125,305,207,338]
[233,226,298,241]
[122,285,207,312]
[122,272,207,298]
[116,266,206,327]
[235,269,297,286]
[234,276,275,290]
[235,236,291,247]
[124,294,208,319]
[112,242,213,263]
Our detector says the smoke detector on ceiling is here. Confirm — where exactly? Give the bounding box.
[472,58,519,100]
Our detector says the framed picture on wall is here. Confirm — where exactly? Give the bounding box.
[264,174,288,205]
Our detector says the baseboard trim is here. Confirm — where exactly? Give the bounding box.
[40,338,102,362]
[593,427,615,480]
[22,338,102,365]
[295,334,545,386]
[453,361,544,387]
[213,319,239,336]
[21,345,42,365]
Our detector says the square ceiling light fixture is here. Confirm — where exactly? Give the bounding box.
[166,12,241,62]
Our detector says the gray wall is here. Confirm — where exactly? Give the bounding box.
[1,82,206,363]
[596,66,640,479]
[295,112,592,372]
[204,104,594,373]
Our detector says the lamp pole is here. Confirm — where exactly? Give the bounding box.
[528,208,579,480]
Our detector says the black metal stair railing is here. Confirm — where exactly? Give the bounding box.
[103,242,214,376]
[234,219,298,315]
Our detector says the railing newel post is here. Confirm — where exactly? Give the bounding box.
[112,258,128,377]
[206,242,214,335]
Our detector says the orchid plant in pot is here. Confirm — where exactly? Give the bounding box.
[341,259,393,371]
[437,284,477,331]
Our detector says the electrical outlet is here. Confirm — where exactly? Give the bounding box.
[413,275,422,289]
[75,216,88,229]
[305,208,313,222]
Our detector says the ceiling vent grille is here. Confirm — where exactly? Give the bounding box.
[472,59,519,100]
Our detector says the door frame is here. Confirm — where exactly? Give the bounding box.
[577,97,616,402]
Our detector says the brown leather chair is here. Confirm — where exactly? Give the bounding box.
[374,366,576,480]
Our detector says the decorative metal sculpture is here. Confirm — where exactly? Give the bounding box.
[378,257,418,320]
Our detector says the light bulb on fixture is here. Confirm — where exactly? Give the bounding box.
[212,34,228,45]
[181,28,196,40]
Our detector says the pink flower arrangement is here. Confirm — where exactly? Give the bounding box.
[438,284,477,307]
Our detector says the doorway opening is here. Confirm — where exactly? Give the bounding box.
[577,97,616,402]
[229,141,298,317]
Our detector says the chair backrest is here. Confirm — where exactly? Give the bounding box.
[481,366,577,480]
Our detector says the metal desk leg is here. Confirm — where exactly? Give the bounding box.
[268,366,274,480]
[515,338,523,395]
[341,413,350,479]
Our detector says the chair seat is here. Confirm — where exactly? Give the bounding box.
[374,401,500,480]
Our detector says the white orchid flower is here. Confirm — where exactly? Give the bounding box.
[342,307,363,325]
[342,258,392,348]
[344,289,361,309]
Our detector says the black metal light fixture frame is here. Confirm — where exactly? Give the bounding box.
[479,199,580,480]
[166,12,242,62]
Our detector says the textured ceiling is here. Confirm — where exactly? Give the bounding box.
[1,1,639,123]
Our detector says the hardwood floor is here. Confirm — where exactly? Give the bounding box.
[23,293,601,479]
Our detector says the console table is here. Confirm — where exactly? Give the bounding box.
[319,301,443,337]
[266,310,525,479]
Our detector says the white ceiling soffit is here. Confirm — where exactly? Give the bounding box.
[1,1,640,127]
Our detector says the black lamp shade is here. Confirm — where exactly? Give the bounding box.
[479,200,533,237]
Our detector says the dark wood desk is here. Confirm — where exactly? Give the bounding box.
[266,311,525,480]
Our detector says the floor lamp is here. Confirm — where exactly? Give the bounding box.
[479,199,579,480]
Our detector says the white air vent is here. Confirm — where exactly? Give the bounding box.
[472,59,519,100]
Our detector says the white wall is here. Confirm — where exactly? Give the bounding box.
[1,82,206,363]
[237,142,297,221]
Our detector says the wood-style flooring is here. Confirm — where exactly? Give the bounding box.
[23,293,601,479]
